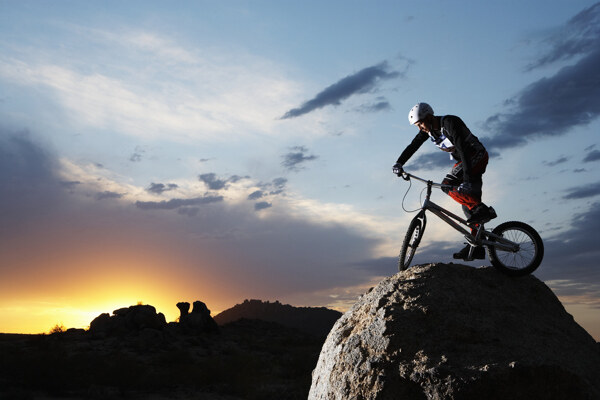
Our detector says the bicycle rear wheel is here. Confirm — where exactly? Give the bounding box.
[487,221,544,276]
[399,216,426,271]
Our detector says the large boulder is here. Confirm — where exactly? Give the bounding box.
[309,263,600,400]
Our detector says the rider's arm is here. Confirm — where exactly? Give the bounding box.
[396,130,428,166]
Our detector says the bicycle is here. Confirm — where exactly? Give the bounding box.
[396,169,544,277]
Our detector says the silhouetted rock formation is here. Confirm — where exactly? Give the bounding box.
[89,301,219,337]
[178,300,219,333]
[214,299,342,337]
[309,263,600,400]
[176,301,190,318]
[89,304,167,336]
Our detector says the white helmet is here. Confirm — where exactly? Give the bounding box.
[408,102,434,125]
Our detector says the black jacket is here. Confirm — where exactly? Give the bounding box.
[396,115,486,183]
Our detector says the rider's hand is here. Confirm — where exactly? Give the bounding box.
[458,182,472,194]
[392,163,403,176]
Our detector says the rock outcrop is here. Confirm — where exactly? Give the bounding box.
[89,304,167,336]
[178,300,219,333]
[214,299,342,337]
[89,301,218,336]
[309,263,600,400]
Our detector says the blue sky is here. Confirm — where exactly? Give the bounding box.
[1,0,599,338]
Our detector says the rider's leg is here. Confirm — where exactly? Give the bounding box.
[444,153,493,222]
[447,155,490,260]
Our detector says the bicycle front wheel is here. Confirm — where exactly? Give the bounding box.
[487,221,544,276]
[399,217,425,272]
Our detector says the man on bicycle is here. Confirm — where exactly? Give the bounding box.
[393,102,495,260]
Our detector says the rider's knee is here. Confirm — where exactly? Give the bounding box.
[442,174,459,194]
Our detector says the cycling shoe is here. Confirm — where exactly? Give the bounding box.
[453,244,486,260]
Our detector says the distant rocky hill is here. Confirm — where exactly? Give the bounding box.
[214,299,342,337]
[309,263,600,400]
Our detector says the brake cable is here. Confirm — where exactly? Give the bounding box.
[401,176,426,213]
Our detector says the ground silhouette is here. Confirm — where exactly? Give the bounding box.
[0,299,336,399]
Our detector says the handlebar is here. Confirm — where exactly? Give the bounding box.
[399,170,455,191]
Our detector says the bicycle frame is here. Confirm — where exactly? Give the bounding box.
[402,172,519,254]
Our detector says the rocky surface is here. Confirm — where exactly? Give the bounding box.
[214,299,342,337]
[309,263,600,400]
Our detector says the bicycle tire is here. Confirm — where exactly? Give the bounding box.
[399,217,425,271]
[487,221,544,276]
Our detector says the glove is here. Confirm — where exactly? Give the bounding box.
[458,182,472,194]
[392,163,403,176]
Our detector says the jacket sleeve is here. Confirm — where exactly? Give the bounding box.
[444,116,473,182]
[396,130,428,165]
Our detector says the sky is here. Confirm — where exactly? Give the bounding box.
[1,0,599,339]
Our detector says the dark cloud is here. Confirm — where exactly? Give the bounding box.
[281,146,318,172]
[247,190,264,201]
[526,2,600,70]
[147,182,179,194]
[483,50,600,150]
[198,173,228,190]
[543,156,570,167]
[537,202,600,286]
[563,181,600,199]
[482,4,600,151]
[198,173,248,191]
[96,191,123,200]
[584,149,600,162]
[269,177,287,194]
[135,195,224,210]
[254,201,272,211]
[281,62,401,119]
[357,97,392,113]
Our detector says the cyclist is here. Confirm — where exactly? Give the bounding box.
[393,102,496,260]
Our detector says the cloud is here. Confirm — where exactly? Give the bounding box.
[0,30,299,142]
[254,201,272,211]
[356,97,392,113]
[147,183,179,194]
[281,62,401,119]
[247,190,264,200]
[584,149,600,162]
[543,156,570,167]
[135,195,224,210]
[198,173,249,191]
[526,2,600,70]
[537,202,600,286]
[281,146,318,172]
[404,152,453,172]
[0,130,385,318]
[563,181,600,199]
[268,177,288,194]
[199,173,229,191]
[482,4,600,150]
[483,50,600,150]
[96,191,123,200]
